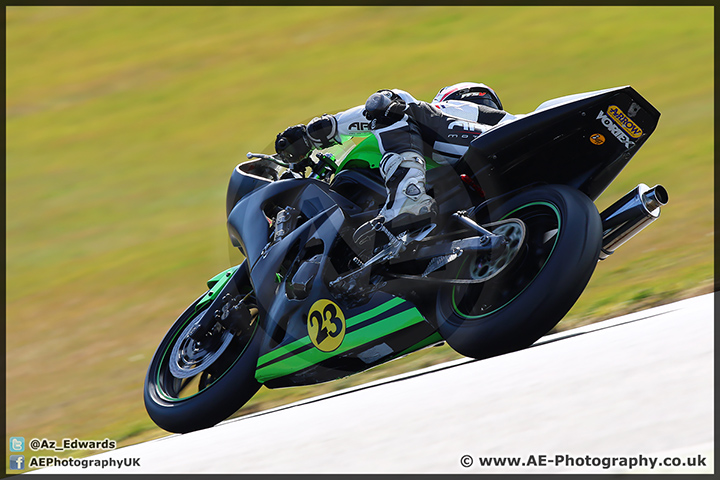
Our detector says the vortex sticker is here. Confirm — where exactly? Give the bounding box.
[307,300,346,352]
[589,133,606,145]
[597,110,635,149]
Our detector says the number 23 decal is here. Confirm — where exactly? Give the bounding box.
[307,300,346,352]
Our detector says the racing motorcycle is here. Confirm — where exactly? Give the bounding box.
[144,86,668,433]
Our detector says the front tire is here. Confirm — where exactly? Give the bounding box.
[437,184,602,359]
[144,265,262,433]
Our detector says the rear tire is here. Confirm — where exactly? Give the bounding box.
[436,184,602,359]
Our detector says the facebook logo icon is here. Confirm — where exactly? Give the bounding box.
[9,455,25,470]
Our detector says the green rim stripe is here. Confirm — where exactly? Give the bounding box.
[158,321,259,402]
[451,201,561,319]
[256,306,425,382]
[256,296,406,367]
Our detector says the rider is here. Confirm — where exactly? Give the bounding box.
[274,82,515,232]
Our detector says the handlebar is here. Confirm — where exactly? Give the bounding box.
[246,152,291,168]
[246,151,338,181]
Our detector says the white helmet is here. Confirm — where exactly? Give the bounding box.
[432,82,503,111]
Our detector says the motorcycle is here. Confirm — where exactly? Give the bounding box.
[144,86,668,433]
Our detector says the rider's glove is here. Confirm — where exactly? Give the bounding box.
[363,90,407,129]
[275,124,313,163]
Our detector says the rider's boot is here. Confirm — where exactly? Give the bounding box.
[353,152,437,246]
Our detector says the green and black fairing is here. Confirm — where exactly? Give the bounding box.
[145,84,665,434]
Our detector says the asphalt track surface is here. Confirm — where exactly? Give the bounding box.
[28,293,714,474]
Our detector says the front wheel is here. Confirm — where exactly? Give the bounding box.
[436,184,602,359]
[144,265,262,433]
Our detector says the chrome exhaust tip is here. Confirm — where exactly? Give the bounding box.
[641,184,669,212]
[599,184,668,260]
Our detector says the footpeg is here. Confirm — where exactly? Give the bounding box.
[423,247,463,277]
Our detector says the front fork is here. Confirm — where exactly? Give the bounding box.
[187,265,254,342]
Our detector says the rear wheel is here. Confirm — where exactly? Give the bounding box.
[144,265,262,433]
[436,184,602,359]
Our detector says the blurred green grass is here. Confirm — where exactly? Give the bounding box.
[6,6,713,466]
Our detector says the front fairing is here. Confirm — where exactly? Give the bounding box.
[227,178,352,269]
[226,174,438,387]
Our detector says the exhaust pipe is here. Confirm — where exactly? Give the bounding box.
[598,183,669,260]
